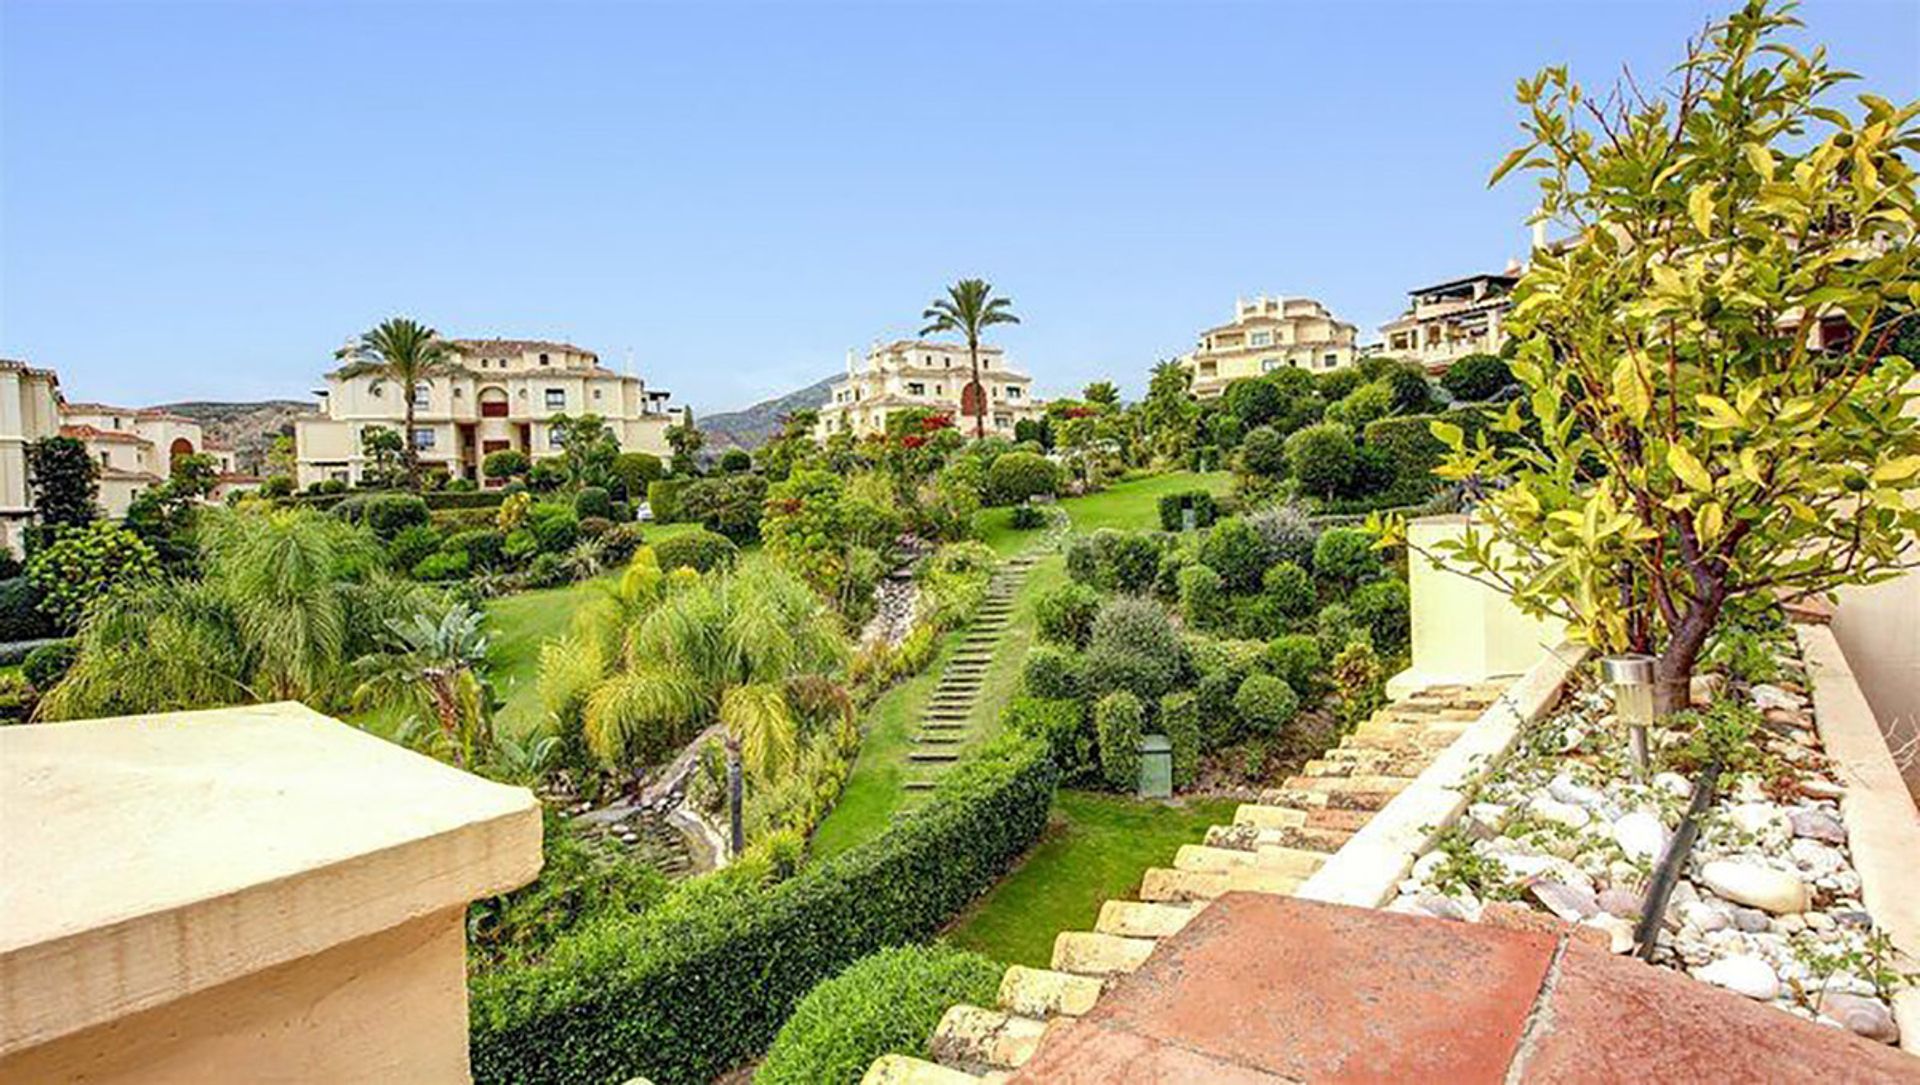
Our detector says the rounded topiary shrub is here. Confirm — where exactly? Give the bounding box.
[1261,561,1315,618]
[1312,527,1384,589]
[718,448,752,473]
[1003,696,1092,780]
[1159,691,1201,789]
[1285,422,1359,499]
[1233,673,1299,736]
[653,528,739,573]
[574,486,613,520]
[22,639,77,691]
[445,529,505,569]
[483,448,531,482]
[1092,530,1164,595]
[1239,425,1289,478]
[757,944,1005,1085]
[1089,596,1182,673]
[1349,577,1412,655]
[386,523,443,574]
[1034,581,1102,647]
[528,504,581,553]
[1223,378,1283,428]
[1176,563,1228,631]
[1021,645,1083,700]
[1196,670,1240,749]
[1197,517,1267,593]
[1263,634,1324,699]
[412,548,471,581]
[332,492,430,539]
[1010,503,1045,530]
[985,451,1062,506]
[1094,690,1145,791]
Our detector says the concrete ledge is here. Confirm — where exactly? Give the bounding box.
[1297,643,1586,908]
[0,702,542,1062]
[1797,623,1920,1054]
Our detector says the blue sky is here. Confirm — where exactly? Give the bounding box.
[3,1,1915,414]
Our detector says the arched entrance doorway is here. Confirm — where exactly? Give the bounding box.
[168,437,196,472]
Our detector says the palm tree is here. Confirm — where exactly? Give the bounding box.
[354,604,495,769]
[921,279,1020,439]
[334,318,461,488]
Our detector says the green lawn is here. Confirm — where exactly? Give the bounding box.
[1055,470,1232,534]
[945,790,1240,967]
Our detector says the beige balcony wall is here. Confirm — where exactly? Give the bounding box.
[1388,514,1569,699]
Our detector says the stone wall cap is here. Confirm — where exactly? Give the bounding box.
[0,701,542,1054]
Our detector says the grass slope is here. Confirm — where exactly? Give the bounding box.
[945,790,1239,967]
[1056,470,1233,534]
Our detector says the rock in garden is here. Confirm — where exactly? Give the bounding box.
[1613,810,1668,863]
[1690,673,1725,706]
[1548,774,1607,809]
[1833,910,1873,929]
[1798,777,1845,801]
[1789,838,1845,877]
[1529,879,1599,922]
[1654,772,1694,799]
[1762,706,1813,731]
[1817,992,1901,1045]
[1586,914,1637,954]
[1804,911,1835,932]
[1597,887,1642,919]
[1789,809,1847,844]
[1530,794,1592,830]
[1696,955,1780,1001]
[1681,900,1730,933]
[1728,802,1791,840]
[1731,907,1772,933]
[1701,860,1810,914]
[1750,684,1806,712]
[1417,893,1469,922]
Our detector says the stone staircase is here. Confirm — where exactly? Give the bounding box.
[861,679,1513,1084]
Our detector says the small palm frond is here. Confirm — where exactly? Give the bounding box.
[581,663,709,766]
[719,682,797,783]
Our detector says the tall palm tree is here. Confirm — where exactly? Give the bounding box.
[334,318,460,488]
[921,279,1020,439]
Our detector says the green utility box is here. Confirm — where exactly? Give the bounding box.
[1137,733,1173,799]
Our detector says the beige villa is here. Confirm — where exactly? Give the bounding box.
[1177,296,1359,399]
[814,339,1041,440]
[294,338,682,488]
[0,359,62,555]
[1377,271,1520,372]
[60,403,253,516]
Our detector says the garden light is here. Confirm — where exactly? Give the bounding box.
[1601,654,1657,779]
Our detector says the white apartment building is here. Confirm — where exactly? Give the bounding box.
[0,360,62,555]
[294,338,683,488]
[1177,295,1359,398]
[813,339,1041,441]
[1378,272,1520,372]
[60,403,251,516]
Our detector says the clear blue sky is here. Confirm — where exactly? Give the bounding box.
[3,1,1915,414]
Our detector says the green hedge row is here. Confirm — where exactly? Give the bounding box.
[288,488,508,512]
[468,735,1058,1085]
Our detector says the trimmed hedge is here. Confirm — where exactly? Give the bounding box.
[647,477,691,523]
[1094,691,1145,791]
[1157,489,1219,532]
[654,528,738,573]
[468,735,1057,1085]
[758,945,1005,1085]
[1159,691,1201,789]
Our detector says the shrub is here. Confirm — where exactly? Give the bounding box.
[524,551,569,588]
[1176,563,1229,631]
[984,451,1062,506]
[468,736,1056,1085]
[1385,365,1437,414]
[611,452,664,500]
[386,523,443,573]
[1263,634,1324,699]
[1154,548,1191,600]
[503,528,540,563]
[1233,674,1299,736]
[1064,534,1100,587]
[1195,670,1241,749]
[26,523,160,629]
[22,639,77,691]
[528,459,569,492]
[528,504,581,553]
[1159,691,1200,789]
[1197,517,1267,593]
[578,515,614,539]
[1328,381,1393,428]
[1021,645,1083,700]
[1080,646,1175,704]
[332,492,430,539]
[1034,582,1102,647]
[1090,596,1181,665]
[1239,425,1289,478]
[574,486,613,520]
[1332,641,1387,730]
[600,523,647,565]
[680,473,768,543]
[447,477,478,493]
[1316,367,1365,401]
[1157,490,1219,532]
[1223,378,1283,427]
[1094,691,1144,791]
[1185,635,1266,680]
[758,945,1005,1085]
[718,448,752,473]
[1440,353,1513,402]
[1097,531,1162,595]
[1003,696,1092,779]
[1349,578,1412,655]
[445,529,506,569]
[1261,561,1315,618]
[1244,504,1318,569]
[412,549,472,581]
[483,449,532,483]
[260,475,294,498]
[1010,503,1045,529]
[0,671,34,724]
[647,478,690,522]
[1315,602,1365,656]
[1361,414,1448,500]
[1285,423,1359,499]
[1312,527,1384,589]
[653,528,738,573]
[0,577,55,642]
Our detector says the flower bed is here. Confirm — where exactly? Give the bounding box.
[1388,629,1907,1046]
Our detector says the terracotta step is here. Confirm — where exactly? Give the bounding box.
[1051,931,1156,976]
[1095,899,1204,938]
[1307,807,1374,833]
[1137,865,1304,902]
[998,965,1104,1018]
[860,1054,987,1085]
[929,1004,1050,1073]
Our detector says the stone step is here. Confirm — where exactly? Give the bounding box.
[1233,803,1308,830]
[1278,774,1415,796]
[1173,842,1325,878]
[904,779,939,792]
[915,734,965,746]
[929,1004,1050,1073]
[1095,899,1204,938]
[861,1054,987,1085]
[1307,807,1374,833]
[1202,824,1353,857]
[1051,931,1156,976]
[909,749,962,763]
[998,966,1104,1019]
[1137,864,1304,902]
